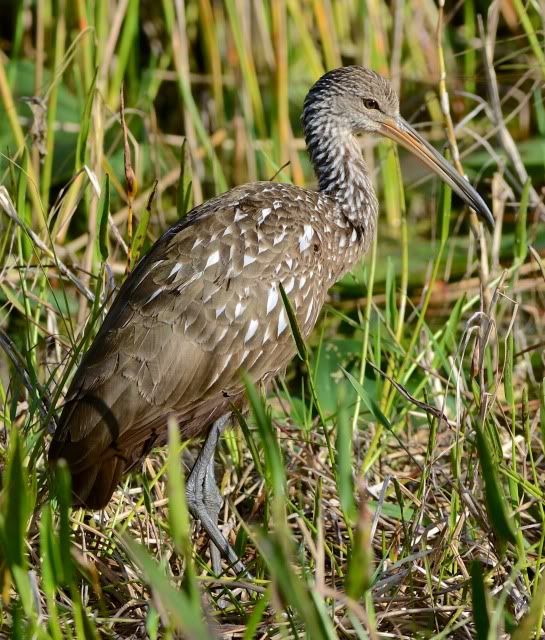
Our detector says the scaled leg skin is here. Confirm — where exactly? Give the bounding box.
[185,414,246,574]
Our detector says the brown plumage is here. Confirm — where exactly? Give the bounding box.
[49,66,492,511]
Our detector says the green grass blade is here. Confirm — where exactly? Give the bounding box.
[96,174,110,262]
[75,67,97,172]
[176,138,193,219]
[335,388,356,523]
[125,537,215,639]
[0,428,34,569]
[257,532,336,640]
[471,561,491,640]
[346,498,373,600]
[53,461,75,587]
[130,180,155,269]
[342,367,391,432]
[473,418,516,548]
[514,178,529,264]
[166,417,191,560]
[511,573,545,640]
[244,376,285,499]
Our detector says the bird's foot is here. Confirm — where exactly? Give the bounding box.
[185,415,248,576]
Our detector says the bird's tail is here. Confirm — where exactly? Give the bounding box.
[49,446,126,509]
[71,456,126,509]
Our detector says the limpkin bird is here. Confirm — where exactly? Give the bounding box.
[49,66,492,571]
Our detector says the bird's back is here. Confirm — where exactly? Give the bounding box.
[50,181,364,508]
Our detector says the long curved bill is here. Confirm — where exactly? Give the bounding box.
[380,117,494,229]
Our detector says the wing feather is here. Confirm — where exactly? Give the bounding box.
[51,183,328,497]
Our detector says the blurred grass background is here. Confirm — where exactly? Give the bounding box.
[1,0,545,638]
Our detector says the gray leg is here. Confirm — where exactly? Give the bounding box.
[185,414,246,575]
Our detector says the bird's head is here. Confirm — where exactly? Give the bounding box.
[302,66,494,228]
[304,66,400,134]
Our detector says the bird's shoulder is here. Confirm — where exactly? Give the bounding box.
[107,181,324,315]
[165,180,325,245]
[78,181,327,366]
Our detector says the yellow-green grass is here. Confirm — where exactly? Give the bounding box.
[0,1,544,638]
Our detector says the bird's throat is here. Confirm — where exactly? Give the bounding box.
[305,121,378,247]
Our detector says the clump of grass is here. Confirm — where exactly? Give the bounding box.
[1,2,545,638]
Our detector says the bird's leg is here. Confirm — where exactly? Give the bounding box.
[185,414,246,575]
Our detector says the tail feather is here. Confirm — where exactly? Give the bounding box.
[49,396,126,508]
[70,456,126,509]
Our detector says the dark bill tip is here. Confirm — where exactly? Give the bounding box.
[380,118,494,230]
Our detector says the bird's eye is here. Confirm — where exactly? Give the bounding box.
[363,98,380,110]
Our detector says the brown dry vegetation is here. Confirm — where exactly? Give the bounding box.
[1,1,545,638]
